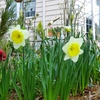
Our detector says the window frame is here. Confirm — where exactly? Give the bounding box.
[16,0,36,18]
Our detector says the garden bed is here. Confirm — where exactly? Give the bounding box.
[9,84,100,100]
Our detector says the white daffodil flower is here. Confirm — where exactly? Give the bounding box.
[8,25,29,49]
[62,36,83,62]
[64,26,71,33]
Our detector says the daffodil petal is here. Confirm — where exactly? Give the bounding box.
[69,36,75,43]
[13,40,25,49]
[16,25,21,29]
[76,38,83,46]
[62,43,69,54]
[69,37,83,47]
[9,26,15,30]
[64,55,70,60]
[13,43,21,49]
[21,40,25,46]
[79,49,83,54]
[9,29,14,35]
[22,30,29,39]
[71,55,79,62]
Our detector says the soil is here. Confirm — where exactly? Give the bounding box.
[9,84,100,100]
[69,84,100,100]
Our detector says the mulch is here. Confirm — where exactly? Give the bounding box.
[9,84,100,100]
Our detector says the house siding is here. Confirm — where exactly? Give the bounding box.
[35,0,64,28]
[0,0,88,40]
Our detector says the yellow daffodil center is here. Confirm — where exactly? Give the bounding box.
[68,43,80,57]
[11,30,24,44]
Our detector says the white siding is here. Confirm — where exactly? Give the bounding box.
[35,0,64,28]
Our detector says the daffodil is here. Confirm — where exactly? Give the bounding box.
[62,36,83,62]
[9,25,29,49]
[64,26,71,33]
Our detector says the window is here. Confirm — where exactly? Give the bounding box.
[16,0,36,18]
[23,0,36,17]
[86,18,92,33]
[85,0,100,40]
[11,1,17,17]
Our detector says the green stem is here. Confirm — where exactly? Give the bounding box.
[22,47,25,74]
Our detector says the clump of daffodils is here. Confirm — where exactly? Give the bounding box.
[8,25,29,49]
[62,36,83,62]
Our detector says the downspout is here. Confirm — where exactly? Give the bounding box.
[99,5,100,28]
[17,3,20,18]
[43,0,45,29]
[91,0,95,40]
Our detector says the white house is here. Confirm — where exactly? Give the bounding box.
[0,0,100,41]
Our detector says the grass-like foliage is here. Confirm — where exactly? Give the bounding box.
[0,0,15,38]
